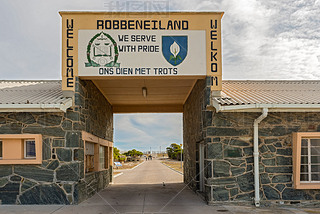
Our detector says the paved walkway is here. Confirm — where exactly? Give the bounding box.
[2,159,320,213]
[114,158,183,184]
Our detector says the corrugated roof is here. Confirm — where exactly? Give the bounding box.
[215,80,320,106]
[0,80,71,106]
[2,80,320,111]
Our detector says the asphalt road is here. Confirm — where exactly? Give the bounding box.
[114,158,183,184]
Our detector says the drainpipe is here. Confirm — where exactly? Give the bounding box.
[253,108,268,207]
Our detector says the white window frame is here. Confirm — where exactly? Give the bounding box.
[293,132,320,189]
[300,138,320,183]
[24,139,36,159]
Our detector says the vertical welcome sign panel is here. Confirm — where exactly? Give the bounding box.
[60,12,223,95]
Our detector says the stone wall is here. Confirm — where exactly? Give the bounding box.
[74,79,113,203]
[205,111,320,204]
[183,78,211,191]
[0,79,113,204]
[75,79,113,141]
[0,111,77,204]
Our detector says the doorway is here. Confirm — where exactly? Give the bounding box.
[113,113,184,185]
[77,77,208,206]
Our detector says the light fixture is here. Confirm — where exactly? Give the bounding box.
[142,87,147,98]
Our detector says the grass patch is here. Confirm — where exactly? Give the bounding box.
[161,159,183,174]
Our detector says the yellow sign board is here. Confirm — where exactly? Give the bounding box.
[60,12,223,95]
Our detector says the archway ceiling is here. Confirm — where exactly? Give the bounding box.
[80,77,205,113]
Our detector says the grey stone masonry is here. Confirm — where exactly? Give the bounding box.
[205,111,320,204]
[183,78,210,193]
[0,78,113,204]
[74,79,113,203]
[0,111,77,204]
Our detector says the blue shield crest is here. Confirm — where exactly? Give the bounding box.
[162,36,188,66]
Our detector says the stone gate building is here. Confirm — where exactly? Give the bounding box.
[1,11,320,206]
[1,79,320,206]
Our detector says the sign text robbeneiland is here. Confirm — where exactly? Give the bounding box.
[97,20,188,30]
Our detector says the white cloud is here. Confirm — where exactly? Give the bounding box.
[114,113,182,151]
[0,0,319,151]
[170,0,320,80]
[0,0,319,80]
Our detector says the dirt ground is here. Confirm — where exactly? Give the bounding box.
[114,160,143,170]
[160,158,183,174]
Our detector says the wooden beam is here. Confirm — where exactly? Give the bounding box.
[79,75,206,80]
[82,131,99,144]
[113,104,183,113]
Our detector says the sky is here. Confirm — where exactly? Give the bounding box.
[114,113,182,152]
[0,0,319,151]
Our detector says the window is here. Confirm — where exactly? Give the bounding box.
[24,140,36,158]
[82,131,113,173]
[0,134,42,164]
[0,140,2,159]
[300,138,320,182]
[109,147,113,168]
[85,142,95,173]
[293,132,320,189]
[99,146,105,170]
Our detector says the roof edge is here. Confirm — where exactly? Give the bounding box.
[0,99,73,113]
[211,100,320,113]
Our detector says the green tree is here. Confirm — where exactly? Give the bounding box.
[113,147,121,161]
[124,149,143,157]
[166,143,183,160]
